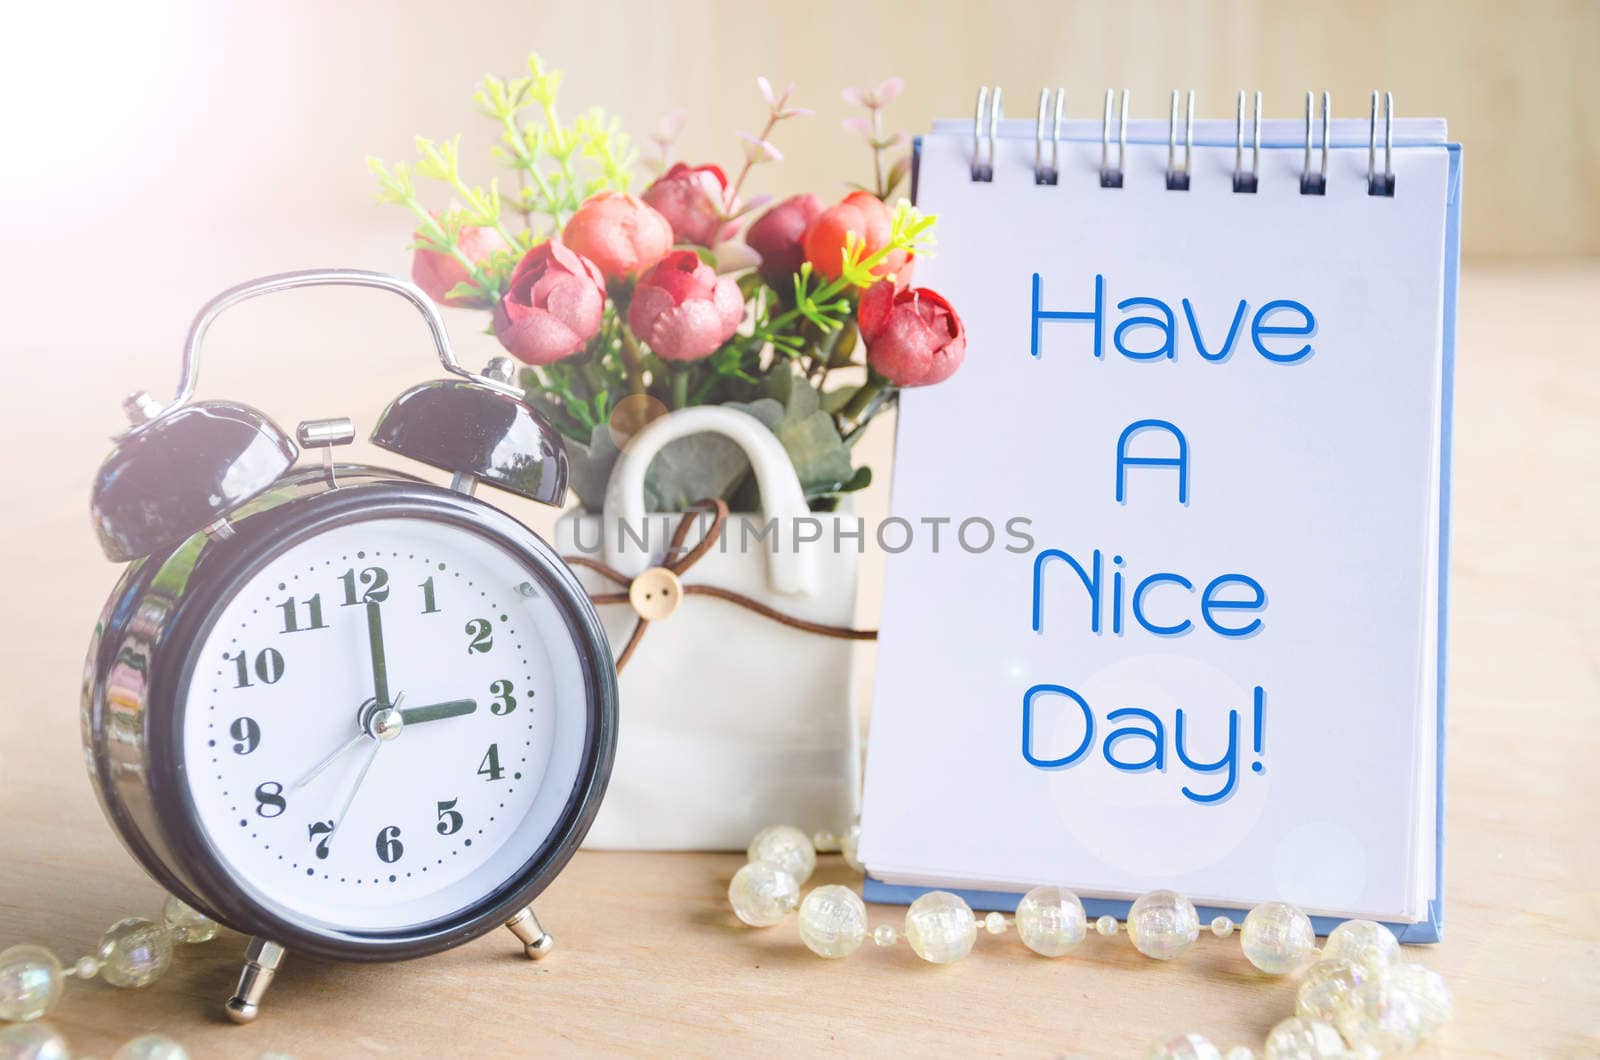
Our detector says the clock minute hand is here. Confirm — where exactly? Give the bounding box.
[366,599,391,707]
[398,699,478,725]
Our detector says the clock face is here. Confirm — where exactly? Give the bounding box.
[179,515,591,933]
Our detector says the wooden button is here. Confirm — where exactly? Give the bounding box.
[628,566,682,621]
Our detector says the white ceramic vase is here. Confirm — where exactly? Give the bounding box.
[553,406,863,850]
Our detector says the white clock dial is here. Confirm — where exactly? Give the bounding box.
[180,516,590,931]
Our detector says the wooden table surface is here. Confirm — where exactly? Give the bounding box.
[0,264,1595,1057]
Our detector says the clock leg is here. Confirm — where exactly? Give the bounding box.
[505,905,554,960]
[224,937,286,1023]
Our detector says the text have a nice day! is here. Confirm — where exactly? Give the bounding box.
[1019,273,1315,806]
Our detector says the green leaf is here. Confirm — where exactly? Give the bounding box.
[758,368,855,498]
[642,401,783,512]
[841,466,872,491]
[884,154,912,199]
[820,386,856,414]
[562,424,622,514]
[442,280,489,306]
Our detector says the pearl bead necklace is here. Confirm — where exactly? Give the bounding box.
[0,894,215,1059]
[729,824,1454,1059]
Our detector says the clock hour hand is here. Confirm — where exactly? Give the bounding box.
[398,698,478,725]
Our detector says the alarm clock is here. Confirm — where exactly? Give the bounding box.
[81,269,618,1022]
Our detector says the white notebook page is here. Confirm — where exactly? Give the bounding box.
[859,118,1450,922]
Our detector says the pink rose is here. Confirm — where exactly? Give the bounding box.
[803,190,911,285]
[857,281,966,386]
[641,162,740,248]
[745,193,824,290]
[628,250,744,362]
[561,191,674,281]
[492,240,607,365]
[412,222,508,308]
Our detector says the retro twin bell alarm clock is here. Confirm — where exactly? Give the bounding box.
[82,269,618,1022]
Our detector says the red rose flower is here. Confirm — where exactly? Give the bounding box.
[492,240,607,365]
[411,222,508,308]
[641,162,740,248]
[628,250,744,362]
[803,190,911,284]
[561,191,674,280]
[745,193,824,289]
[857,281,966,386]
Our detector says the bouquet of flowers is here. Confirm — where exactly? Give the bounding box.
[369,52,966,512]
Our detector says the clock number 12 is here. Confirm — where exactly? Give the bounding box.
[340,567,390,606]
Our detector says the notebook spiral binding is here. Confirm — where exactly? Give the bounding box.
[971,88,1399,198]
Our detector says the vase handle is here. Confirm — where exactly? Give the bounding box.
[602,406,819,596]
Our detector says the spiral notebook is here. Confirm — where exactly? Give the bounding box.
[859,91,1461,941]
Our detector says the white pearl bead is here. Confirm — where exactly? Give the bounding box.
[1262,1016,1345,1059]
[1095,914,1119,937]
[903,891,976,964]
[1295,958,1367,1024]
[1223,1048,1256,1060]
[1144,1031,1221,1060]
[840,824,863,873]
[1321,919,1399,974]
[798,885,867,958]
[0,1021,71,1060]
[113,1035,190,1060]
[1389,963,1453,1036]
[983,912,1007,935]
[872,924,899,947]
[72,957,100,980]
[0,945,64,1022]
[1015,886,1087,957]
[747,826,816,884]
[1336,964,1452,1052]
[1210,915,1235,938]
[1126,890,1199,960]
[1240,901,1316,975]
[97,919,173,989]
[811,831,837,852]
[161,896,218,945]
[727,861,800,927]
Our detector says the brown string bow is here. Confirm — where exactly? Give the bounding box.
[562,498,877,672]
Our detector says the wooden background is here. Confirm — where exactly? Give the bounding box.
[0,2,1597,1056]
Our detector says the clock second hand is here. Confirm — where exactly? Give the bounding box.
[293,695,473,793]
[291,690,404,791]
[291,730,365,791]
[328,739,382,840]
[314,597,399,832]
[327,693,406,840]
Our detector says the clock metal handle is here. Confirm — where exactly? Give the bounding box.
[153,268,515,420]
